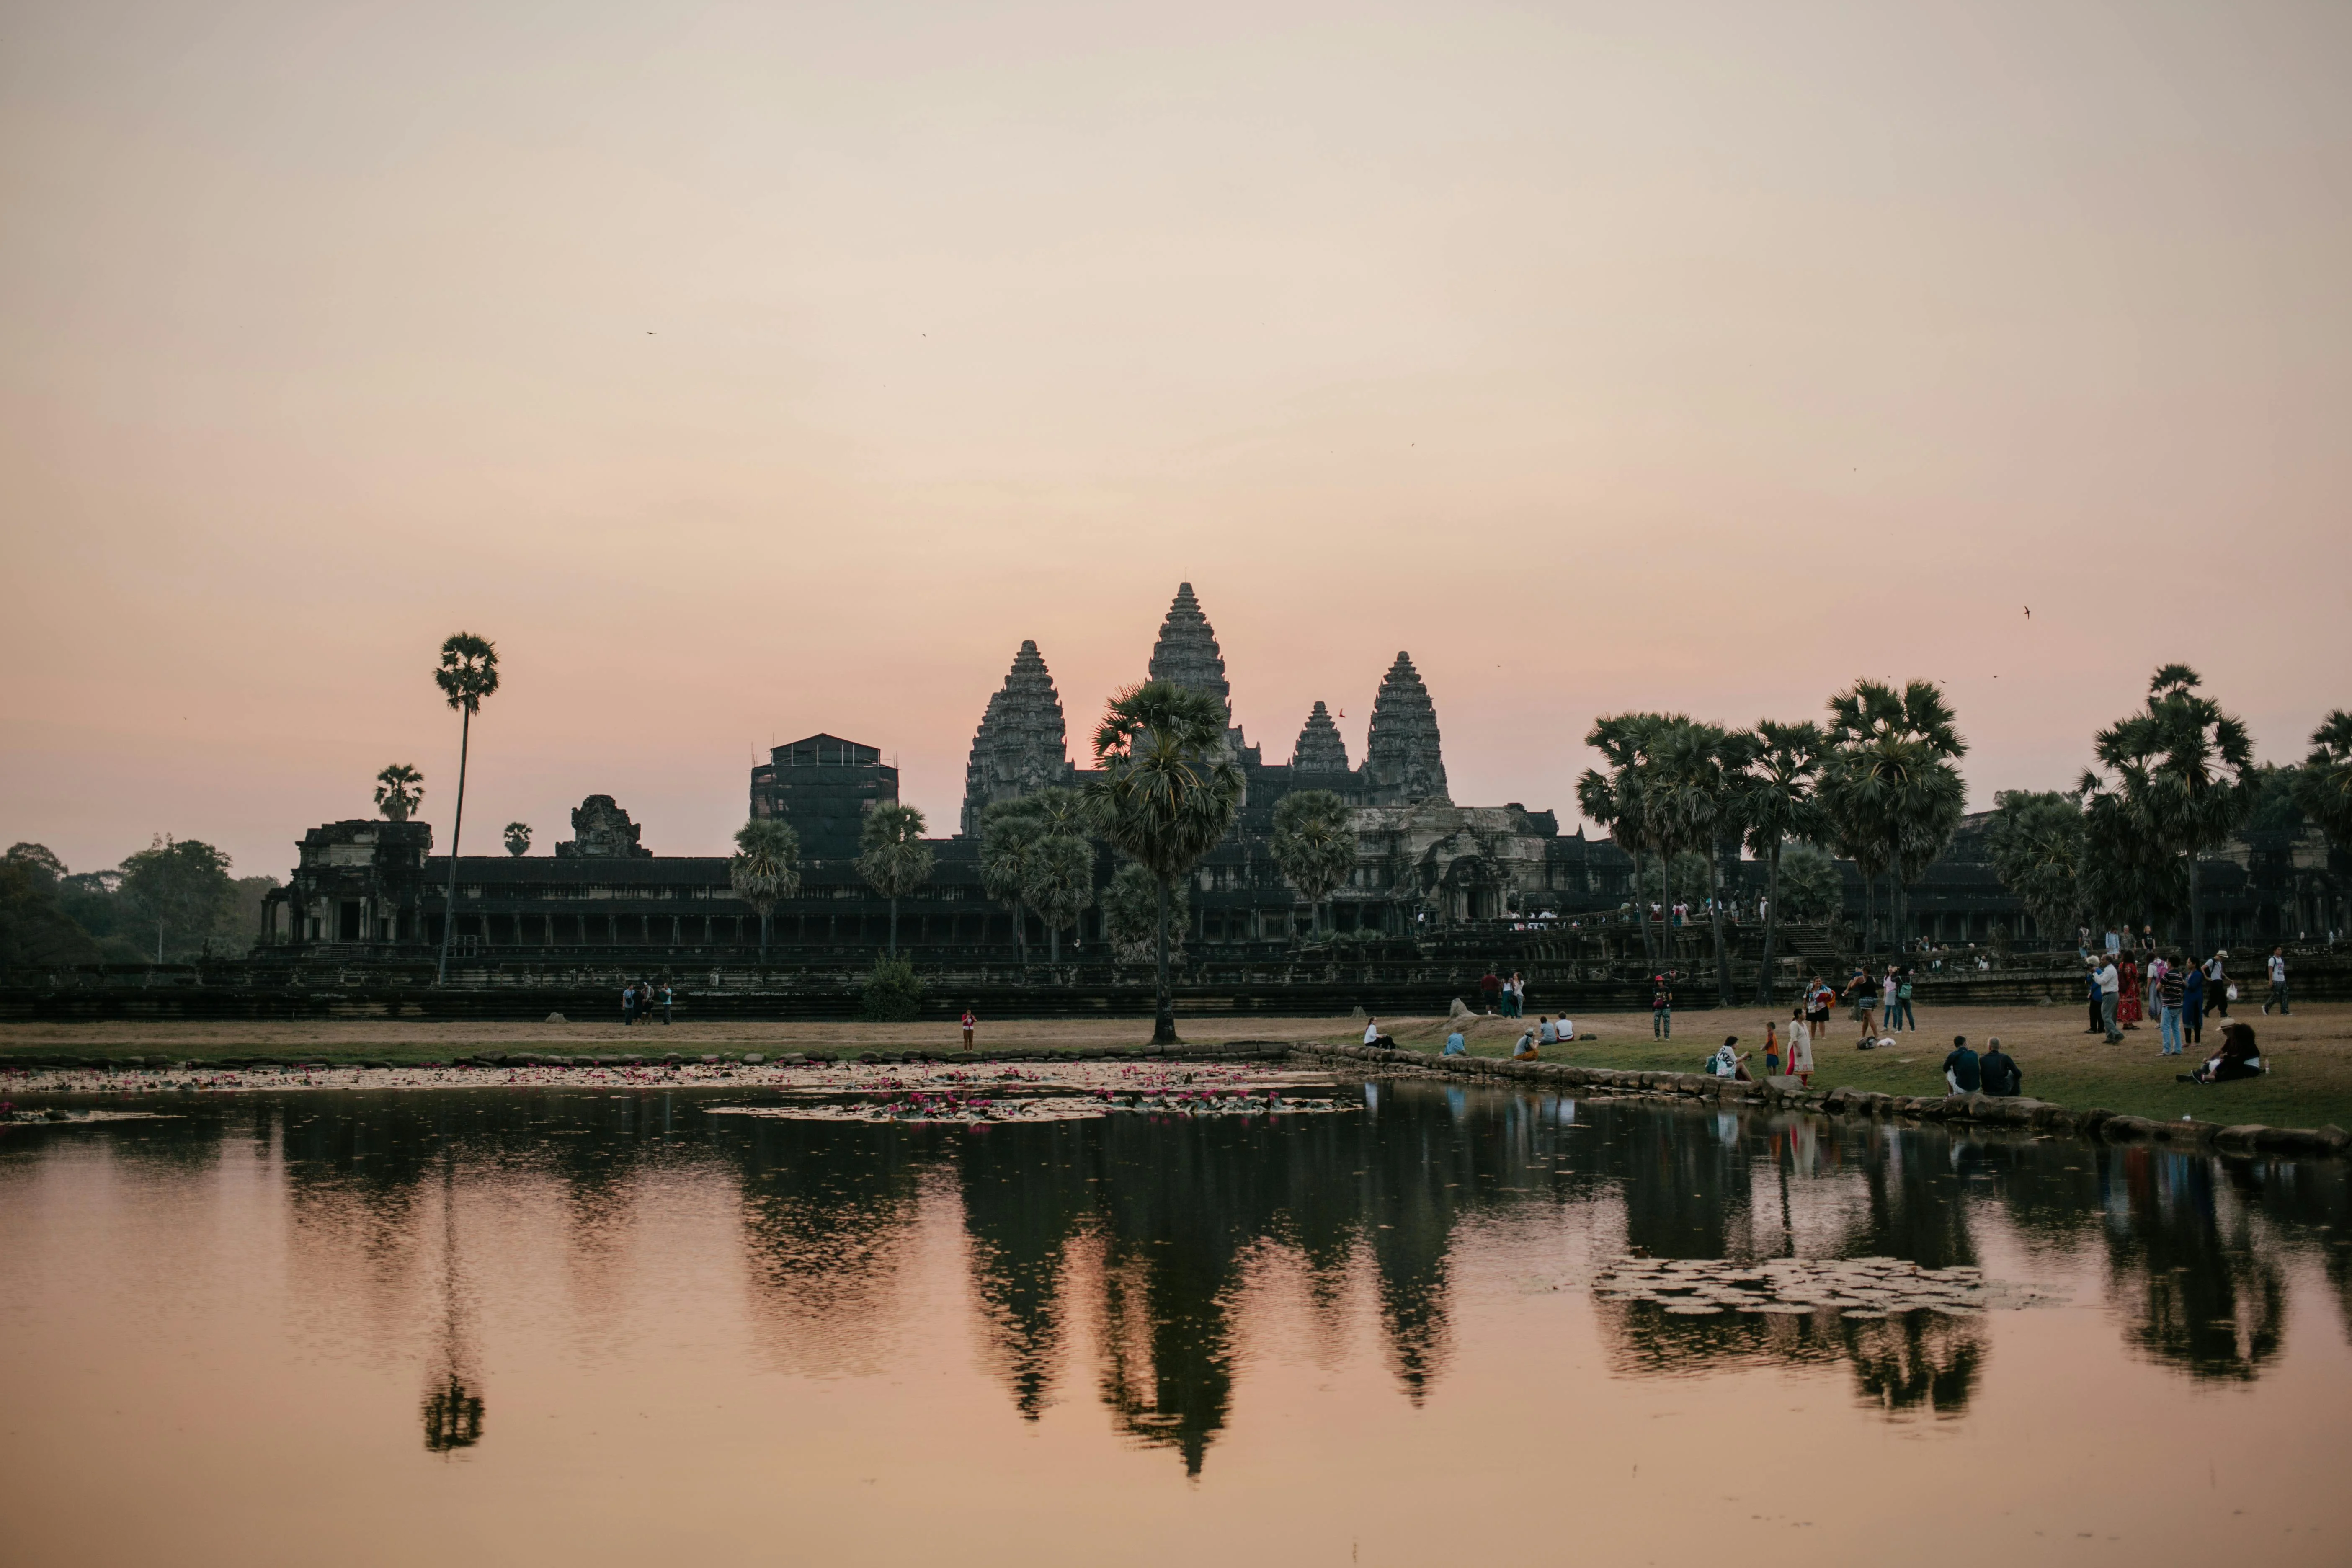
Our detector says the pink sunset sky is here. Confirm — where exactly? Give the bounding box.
[4,0,2348,881]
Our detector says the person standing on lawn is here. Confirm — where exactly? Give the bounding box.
[2097,955,2123,1042]
[2158,958,2186,1056]
[2265,947,2290,1014]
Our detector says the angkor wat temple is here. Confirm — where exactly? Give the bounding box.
[256,583,2339,967]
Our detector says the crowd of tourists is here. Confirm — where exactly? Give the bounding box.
[620,978,673,1025]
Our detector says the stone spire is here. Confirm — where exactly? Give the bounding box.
[1145,582,1231,720]
[1291,701,1350,773]
[1363,652,1448,805]
[961,640,1075,835]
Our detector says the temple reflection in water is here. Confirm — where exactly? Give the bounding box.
[208,1078,2352,1470]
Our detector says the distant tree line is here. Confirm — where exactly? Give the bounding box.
[1,838,276,966]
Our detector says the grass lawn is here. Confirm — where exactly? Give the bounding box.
[6,1003,2348,1130]
[1411,1000,2352,1130]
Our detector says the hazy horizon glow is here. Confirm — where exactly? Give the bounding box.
[4,0,2348,880]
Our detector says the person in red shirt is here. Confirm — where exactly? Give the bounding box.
[959,1009,975,1049]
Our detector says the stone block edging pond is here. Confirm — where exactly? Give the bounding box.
[1283,1040,2352,1159]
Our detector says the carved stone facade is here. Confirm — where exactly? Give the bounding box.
[1291,701,1350,773]
[961,640,1076,835]
[1362,652,1449,806]
[555,795,651,859]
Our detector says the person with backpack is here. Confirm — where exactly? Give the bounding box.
[2205,951,2232,1017]
[1651,977,1673,1039]
[1894,970,1917,1032]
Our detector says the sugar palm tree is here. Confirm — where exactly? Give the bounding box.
[1579,713,1666,970]
[730,817,802,961]
[1270,789,1355,941]
[432,632,498,985]
[1825,679,1967,954]
[1024,830,1095,968]
[1652,720,1755,1006]
[1984,789,2086,944]
[374,764,424,823]
[2296,710,2352,851]
[1738,719,1826,1001]
[2085,665,2254,954]
[978,803,1045,965]
[502,822,531,856]
[1083,681,1242,1044]
[1009,785,1095,967]
[857,803,933,959]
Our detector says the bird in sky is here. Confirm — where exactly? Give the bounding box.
[2024,606,2031,618]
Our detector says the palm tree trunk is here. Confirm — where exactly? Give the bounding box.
[2187,854,2203,958]
[758,910,771,964]
[1630,848,1656,969]
[889,895,899,959]
[1859,864,1875,959]
[435,706,471,986]
[1755,840,1785,1004]
[1015,899,1029,967]
[1153,873,1177,1044]
[1708,831,1732,1007]
[1048,922,1060,966]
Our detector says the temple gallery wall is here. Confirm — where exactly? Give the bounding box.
[254,584,2337,965]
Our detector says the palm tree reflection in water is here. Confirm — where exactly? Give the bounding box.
[232,1075,2352,1471]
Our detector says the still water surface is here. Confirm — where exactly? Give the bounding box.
[4,1078,2350,1566]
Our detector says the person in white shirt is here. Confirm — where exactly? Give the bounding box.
[2096,959,2122,1042]
[2265,948,2290,1014]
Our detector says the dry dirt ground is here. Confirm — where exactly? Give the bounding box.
[5,1002,2347,1127]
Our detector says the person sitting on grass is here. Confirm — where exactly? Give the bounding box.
[1979,1037,2022,1097]
[1537,1015,1558,1045]
[1942,1034,1981,1096]
[1443,1028,1468,1057]
[2181,1022,2264,1085]
[1362,1017,1395,1050]
[1710,1036,1754,1081]
[1511,1029,1539,1061]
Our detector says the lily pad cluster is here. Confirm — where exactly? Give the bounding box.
[1594,1255,1990,1318]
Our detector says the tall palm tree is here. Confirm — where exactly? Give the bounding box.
[978,803,1046,965]
[502,821,531,856]
[1825,679,1967,954]
[432,632,498,985]
[856,803,933,959]
[2296,710,2352,851]
[1083,681,1242,1045]
[2086,665,2254,954]
[1270,789,1355,940]
[374,763,424,823]
[1579,713,1668,971]
[1652,720,1755,1006]
[1738,719,1826,1001]
[730,818,802,962]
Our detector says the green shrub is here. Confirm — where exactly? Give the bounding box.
[861,957,924,1022]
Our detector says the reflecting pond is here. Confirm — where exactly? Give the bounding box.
[4,1076,2350,1566]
